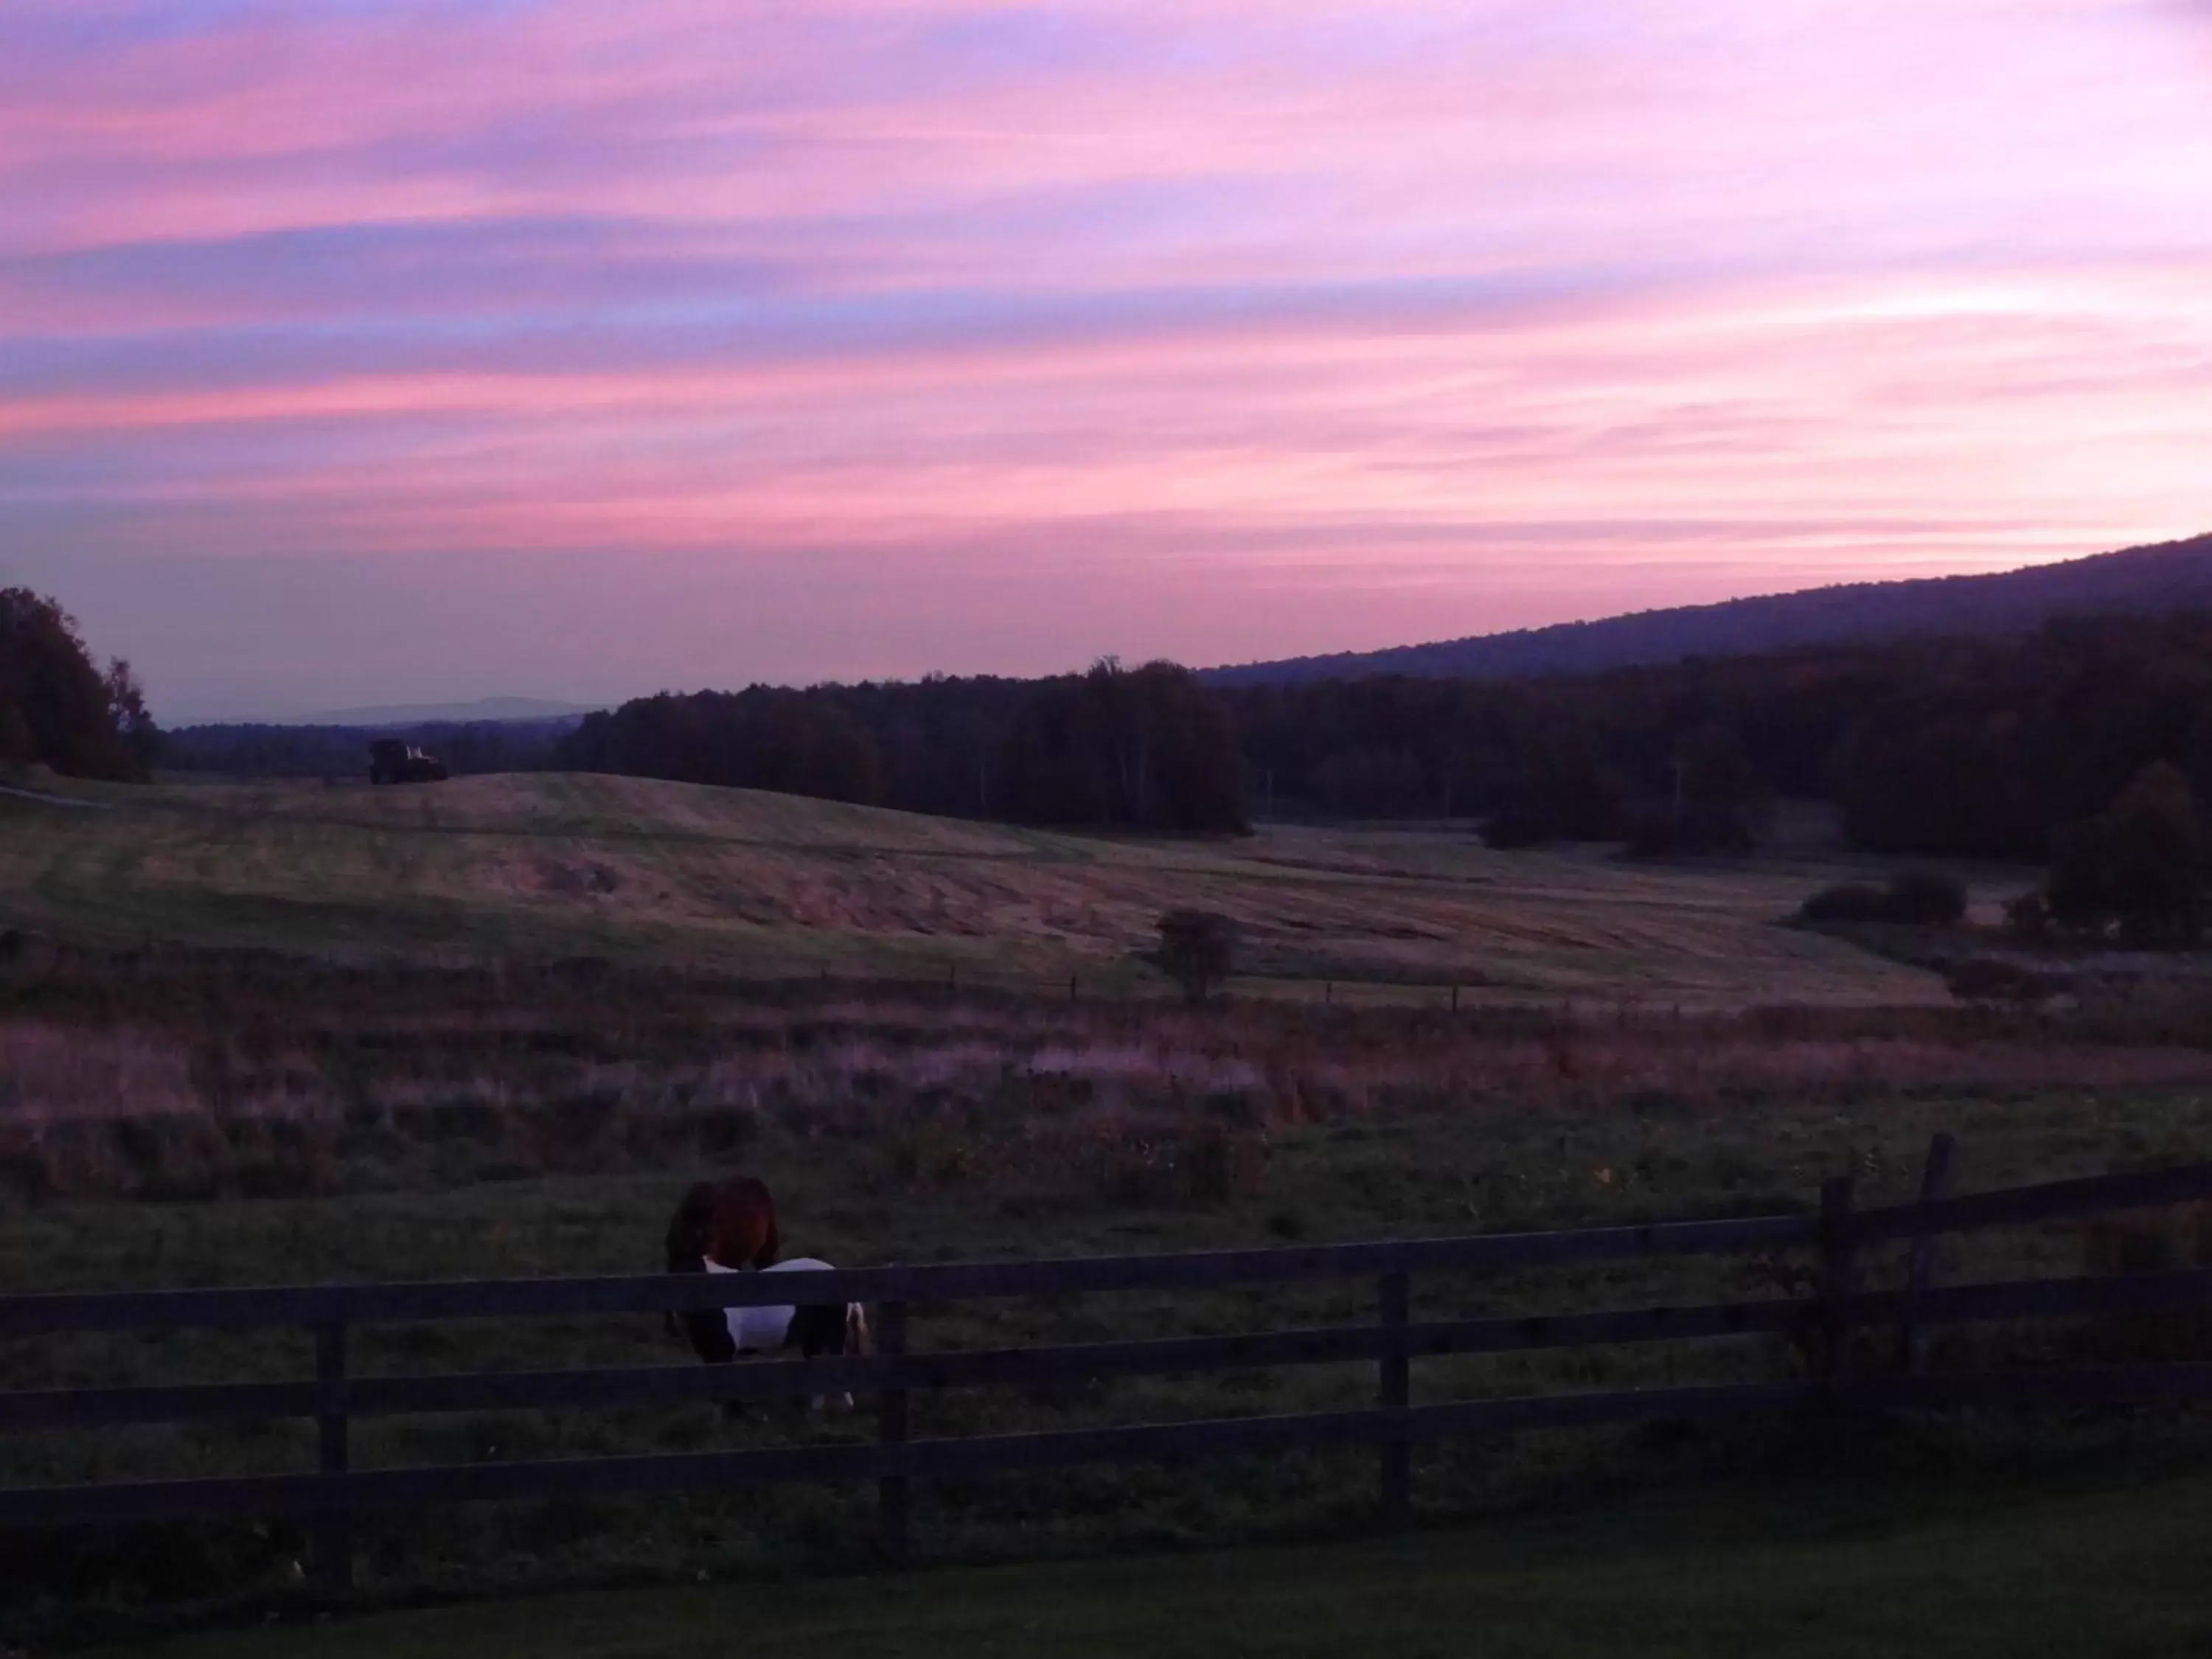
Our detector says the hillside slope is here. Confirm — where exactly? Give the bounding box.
[1205,531,2212,686]
[0,772,1940,1004]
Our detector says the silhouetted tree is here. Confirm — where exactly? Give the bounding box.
[2046,762,2209,945]
[999,660,1247,832]
[0,588,156,780]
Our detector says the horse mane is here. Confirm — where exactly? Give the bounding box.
[664,1181,720,1270]
[720,1176,780,1269]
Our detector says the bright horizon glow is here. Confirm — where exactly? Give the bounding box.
[4,1,2211,720]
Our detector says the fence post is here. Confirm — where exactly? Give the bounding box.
[1379,1271,1411,1526]
[877,1299,910,1561]
[1902,1133,1957,1376]
[1450,984,1459,1012]
[1818,1176,1857,1388]
[313,1319,352,1591]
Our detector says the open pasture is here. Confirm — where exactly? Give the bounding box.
[7,951,2212,1642]
[0,773,1951,1005]
[3,774,2205,1647]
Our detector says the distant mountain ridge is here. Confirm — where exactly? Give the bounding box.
[1201,531,2212,686]
[289,696,599,727]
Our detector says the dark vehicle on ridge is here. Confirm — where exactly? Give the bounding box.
[368,739,450,785]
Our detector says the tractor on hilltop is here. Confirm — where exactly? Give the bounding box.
[368,739,450,786]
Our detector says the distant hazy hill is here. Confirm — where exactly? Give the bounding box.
[1203,531,2212,686]
[163,711,586,780]
[291,696,599,726]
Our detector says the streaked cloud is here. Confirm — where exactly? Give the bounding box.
[2,0,2209,715]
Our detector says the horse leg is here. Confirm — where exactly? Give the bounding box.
[832,1302,857,1412]
[791,1302,842,1419]
[836,1310,863,1407]
[709,1352,749,1422]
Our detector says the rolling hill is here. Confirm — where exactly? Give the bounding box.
[0,771,1942,1005]
[1203,531,2212,686]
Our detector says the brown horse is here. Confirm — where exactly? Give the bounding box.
[664,1175,780,1345]
[665,1175,780,1273]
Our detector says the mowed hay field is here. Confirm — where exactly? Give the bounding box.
[0,773,1947,1004]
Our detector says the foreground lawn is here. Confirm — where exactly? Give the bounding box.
[114,1471,2212,1659]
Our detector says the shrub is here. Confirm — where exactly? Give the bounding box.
[1944,958,2058,1007]
[1798,869,1966,927]
[1884,869,1969,925]
[1796,882,1892,924]
[1156,909,1239,1004]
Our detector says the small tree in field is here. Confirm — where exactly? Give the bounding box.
[1158,909,1239,1004]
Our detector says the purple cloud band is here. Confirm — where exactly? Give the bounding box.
[2,0,2210,714]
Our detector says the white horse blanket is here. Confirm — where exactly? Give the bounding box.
[702,1256,838,1352]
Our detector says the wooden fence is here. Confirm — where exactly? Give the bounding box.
[5,1136,2212,1590]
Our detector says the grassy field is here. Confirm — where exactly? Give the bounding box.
[100,1470,2212,1659]
[0,772,1952,1004]
[9,988,2212,1646]
[4,772,2211,1647]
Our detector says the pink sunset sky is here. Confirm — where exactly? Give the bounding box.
[4,1,2211,719]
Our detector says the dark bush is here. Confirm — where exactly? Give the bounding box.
[1796,882,1892,924]
[1944,959,2059,1006]
[1884,869,1969,925]
[1157,908,1239,1004]
[1798,869,1966,926]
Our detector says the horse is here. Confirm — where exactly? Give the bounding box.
[663,1175,780,1345]
[687,1258,873,1413]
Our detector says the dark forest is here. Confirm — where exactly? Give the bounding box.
[161,613,2212,863]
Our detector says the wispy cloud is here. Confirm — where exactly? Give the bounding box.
[2,0,2210,713]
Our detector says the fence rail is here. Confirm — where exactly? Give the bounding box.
[5,1147,2212,1585]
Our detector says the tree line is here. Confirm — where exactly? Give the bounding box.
[1231,613,2212,863]
[151,604,2212,883]
[552,658,1248,832]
